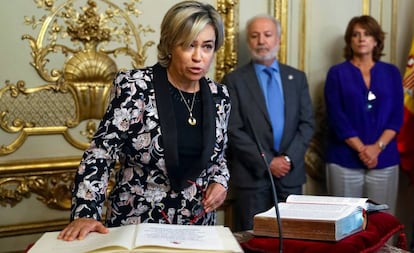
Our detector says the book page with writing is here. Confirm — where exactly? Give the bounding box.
[28,225,136,253]
[286,194,369,207]
[133,223,242,252]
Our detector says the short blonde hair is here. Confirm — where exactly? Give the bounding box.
[157,0,224,67]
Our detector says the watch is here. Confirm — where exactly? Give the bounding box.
[284,155,291,163]
[378,141,386,150]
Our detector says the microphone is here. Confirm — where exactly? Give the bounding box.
[246,117,283,253]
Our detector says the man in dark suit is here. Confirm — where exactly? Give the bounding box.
[222,14,315,232]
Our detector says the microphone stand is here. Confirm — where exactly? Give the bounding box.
[246,117,283,253]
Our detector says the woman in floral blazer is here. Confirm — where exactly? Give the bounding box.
[59,1,231,241]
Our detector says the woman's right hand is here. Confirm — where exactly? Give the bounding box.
[58,217,109,241]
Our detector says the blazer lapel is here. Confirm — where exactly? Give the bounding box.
[153,64,215,190]
[279,64,291,103]
[244,63,272,125]
[278,64,296,147]
[152,64,181,189]
[198,78,215,171]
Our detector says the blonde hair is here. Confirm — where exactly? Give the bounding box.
[157,0,224,67]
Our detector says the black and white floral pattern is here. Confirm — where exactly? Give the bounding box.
[70,65,231,227]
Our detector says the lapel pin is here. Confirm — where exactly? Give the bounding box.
[288,75,293,80]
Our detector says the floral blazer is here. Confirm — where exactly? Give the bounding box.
[70,63,231,226]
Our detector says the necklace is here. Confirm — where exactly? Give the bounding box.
[177,89,197,126]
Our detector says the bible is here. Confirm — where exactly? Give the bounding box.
[252,195,386,241]
[28,223,243,253]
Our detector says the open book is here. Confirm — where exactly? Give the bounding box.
[283,194,389,212]
[252,195,386,241]
[28,223,243,253]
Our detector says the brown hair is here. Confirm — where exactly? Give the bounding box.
[343,15,385,61]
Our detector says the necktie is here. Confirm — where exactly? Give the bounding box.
[263,67,284,151]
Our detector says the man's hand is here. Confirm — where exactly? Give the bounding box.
[269,155,291,178]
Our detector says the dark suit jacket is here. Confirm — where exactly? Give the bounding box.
[222,61,314,191]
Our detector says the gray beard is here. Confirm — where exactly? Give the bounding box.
[250,45,280,62]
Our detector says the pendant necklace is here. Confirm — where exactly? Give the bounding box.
[177,89,197,126]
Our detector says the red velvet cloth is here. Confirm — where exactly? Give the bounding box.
[241,211,406,253]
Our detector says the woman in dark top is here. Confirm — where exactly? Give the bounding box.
[324,15,403,214]
[59,0,231,241]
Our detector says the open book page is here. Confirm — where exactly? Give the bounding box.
[286,194,368,207]
[219,226,245,252]
[133,223,243,252]
[259,203,360,220]
[286,194,389,212]
[29,224,243,253]
[28,225,136,253]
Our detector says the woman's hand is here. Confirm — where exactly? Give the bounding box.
[202,183,227,213]
[58,217,109,241]
[358,144,380,169]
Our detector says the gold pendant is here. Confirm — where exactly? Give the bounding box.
[188,116,197,126]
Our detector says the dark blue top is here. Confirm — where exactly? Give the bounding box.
[324,61,404,169]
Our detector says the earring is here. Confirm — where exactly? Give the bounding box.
[168,54,171,59]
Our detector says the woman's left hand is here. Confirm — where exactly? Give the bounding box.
[202,183,227,213]
[359,144,380,169]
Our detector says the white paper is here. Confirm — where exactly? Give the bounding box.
[28,225,135,253]
[28,224,244,253]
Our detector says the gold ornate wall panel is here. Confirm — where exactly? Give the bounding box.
[0,157,78,209]
[0,0,238,156]
[273,0,288,64]
[0,0,239,239]
[272,0,325,181]
[215,0,239,81]
[0,0,154,155]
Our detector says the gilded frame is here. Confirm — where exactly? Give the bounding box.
[0,0,239,238]
[0,0,239,155]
